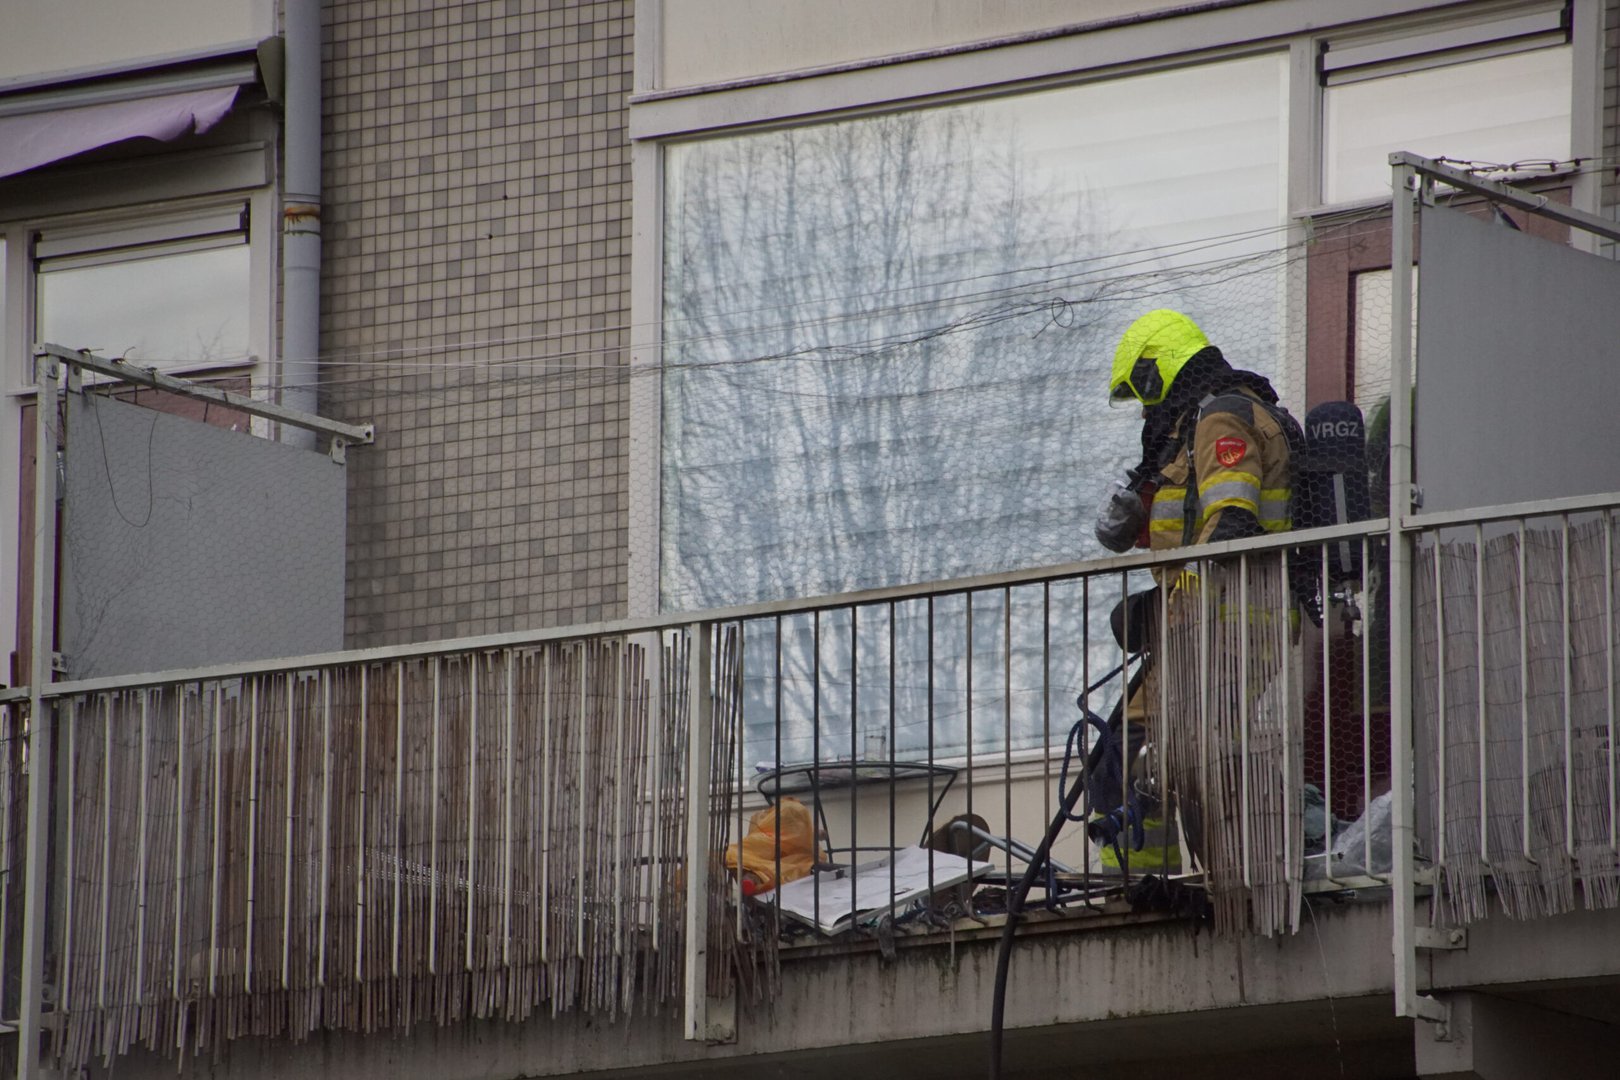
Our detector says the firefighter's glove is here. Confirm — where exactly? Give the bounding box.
[1086,802,1146,858]
[1087,808,1126,848]
[1095,479,1147,553]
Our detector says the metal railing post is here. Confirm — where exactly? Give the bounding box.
[682,621,717,1041]
[18,354,61,1079]
[1387,155,1448,1029]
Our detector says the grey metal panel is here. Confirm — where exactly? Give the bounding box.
[1415,203,1620,513]
[59,392,345,678]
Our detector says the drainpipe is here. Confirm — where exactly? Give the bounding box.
[281,0,321,448]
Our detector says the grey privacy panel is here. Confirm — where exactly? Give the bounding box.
[60,392,345,678]
[1415,203,1620,513]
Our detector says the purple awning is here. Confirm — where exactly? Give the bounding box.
[0,85,238,180]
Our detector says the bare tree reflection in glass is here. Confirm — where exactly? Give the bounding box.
[663,108,1130,613]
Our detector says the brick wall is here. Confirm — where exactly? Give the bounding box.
[320,0,631,645]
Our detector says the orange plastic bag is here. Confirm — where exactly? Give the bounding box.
[724,797,823,895]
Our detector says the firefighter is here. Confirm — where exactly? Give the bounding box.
[1091,309,1296,874]
[1106,308,1293,552]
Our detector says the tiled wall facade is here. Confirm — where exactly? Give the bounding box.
[321,0,631,645]
[1606,0,1619,228]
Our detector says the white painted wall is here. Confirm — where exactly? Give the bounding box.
[0,0,267,87]
[655,0,1183,89]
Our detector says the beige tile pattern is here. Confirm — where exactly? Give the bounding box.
[1606,0,1619,232]
[320,0,632,645]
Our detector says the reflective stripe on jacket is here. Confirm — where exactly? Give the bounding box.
[1147,387,1292,551]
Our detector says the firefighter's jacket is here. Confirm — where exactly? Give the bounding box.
[1147,386,1292,552]
[1117,382,1292,871]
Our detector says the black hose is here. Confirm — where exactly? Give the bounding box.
[987,658,1144,1080]
[987,748,1090,1078]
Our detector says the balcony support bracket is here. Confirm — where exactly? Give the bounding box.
[1414,926,1466,951]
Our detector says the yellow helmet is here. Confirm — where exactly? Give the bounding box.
[1108,309,1209,406]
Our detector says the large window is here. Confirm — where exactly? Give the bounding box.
[662,53,1290,615]
[34,203,252,368]
[662,54,1291,761]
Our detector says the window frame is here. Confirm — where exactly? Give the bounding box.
[1303,0,1593,216]
[1319,0,1568,84]
[654,49,1296,614]
[4,191,271,391]
[1301,185,1573,412]
[1317,39,1575,209]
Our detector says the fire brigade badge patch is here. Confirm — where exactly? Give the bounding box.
[1214,436,1247,468]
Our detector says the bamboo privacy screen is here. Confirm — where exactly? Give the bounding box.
[52,631,747,1070]
[1159,554,1304,936]
[1415,519,1620,926]
[0,700,27,1033]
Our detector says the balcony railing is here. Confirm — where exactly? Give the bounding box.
[0,516,1383,1066]
[1411,495,1620,925]
[4,492,1619,1070]
[700,520,1402,971]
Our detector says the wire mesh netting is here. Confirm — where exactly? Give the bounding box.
[655,205,1400,800]
[653,143,1402,942]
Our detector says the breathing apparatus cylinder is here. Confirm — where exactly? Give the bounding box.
[1295,401,1370,583]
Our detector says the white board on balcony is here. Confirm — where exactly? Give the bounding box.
[761,844,992,936]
